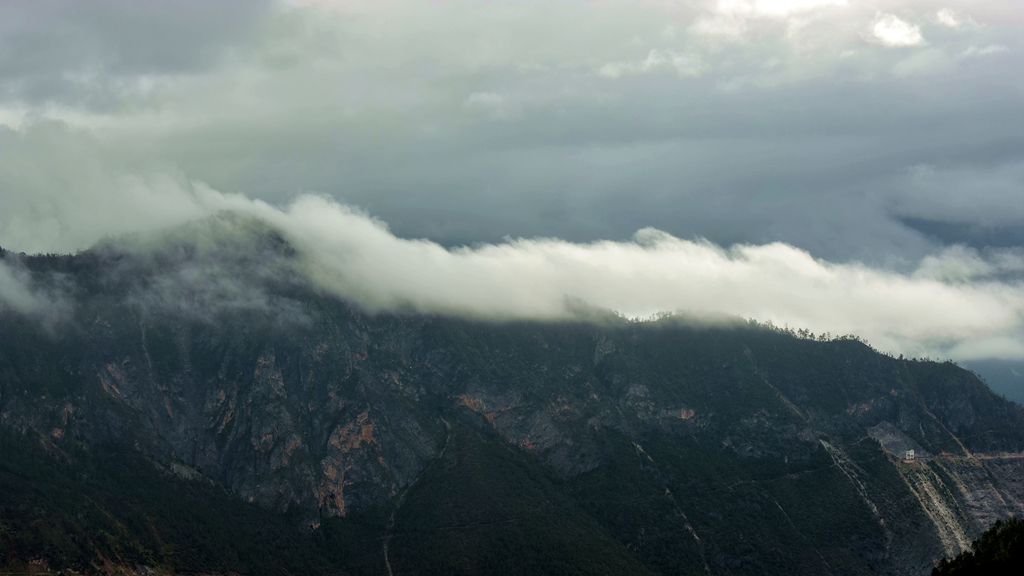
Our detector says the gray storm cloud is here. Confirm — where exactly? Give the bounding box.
[1,0,1020,260]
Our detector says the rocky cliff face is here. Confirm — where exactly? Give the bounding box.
[2,238,1024,576]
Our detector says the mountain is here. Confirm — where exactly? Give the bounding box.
[2,221,1024,575]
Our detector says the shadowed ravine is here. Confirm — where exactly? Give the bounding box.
[384,417,453,576]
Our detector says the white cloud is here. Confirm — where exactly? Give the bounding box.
[961,44,1008,58]
[0,259,70,323]
[599,49,704,78]
[936,8,962,29]
[872,13,925,47]
[693,0,846,42]
[253,195,1024,362]
[715,0,848,18]
[0,123,232,254]
[915,245,1024,283]
[0,261,43,315]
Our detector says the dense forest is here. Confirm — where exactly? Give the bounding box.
[932,518,1024,576]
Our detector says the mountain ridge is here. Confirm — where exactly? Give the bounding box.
[2,232,1024,575]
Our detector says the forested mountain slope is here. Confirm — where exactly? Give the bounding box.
[2,226,1024,576]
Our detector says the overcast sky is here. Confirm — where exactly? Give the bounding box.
[1,1,1022,364]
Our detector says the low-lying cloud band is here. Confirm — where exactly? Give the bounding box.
[263,195,1024,362]
[3,179,1022,362]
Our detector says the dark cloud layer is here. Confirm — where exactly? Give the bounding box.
[0,0,270,109]
[2,1,1020,261]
